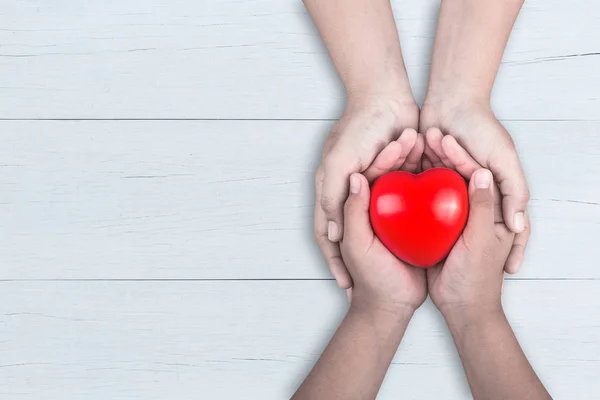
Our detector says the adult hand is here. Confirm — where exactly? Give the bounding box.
[315,101,420,288]
[341,171,427,312]
[420,103,530,273]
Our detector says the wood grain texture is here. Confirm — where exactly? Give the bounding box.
[1,280,598,399]
[0,0,598,119]
[1,120,599,280]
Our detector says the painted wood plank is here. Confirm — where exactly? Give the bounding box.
[0,0,598,119]
[1,120,599,280]
[0,280,598,399]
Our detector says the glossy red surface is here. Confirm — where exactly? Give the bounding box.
[369,168,469,267]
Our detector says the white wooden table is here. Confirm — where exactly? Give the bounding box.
[1,1,599,398]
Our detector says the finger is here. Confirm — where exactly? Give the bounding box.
[423,143,442,168]
[441,135,480,179]
[421,154,433,171]
[392,128,418,171]
[363,129,417,182]
[362,141,404,183]
[466,169,495,232]
[315,169,352,288]
[321,153,358,241]
[504,210,531,274]
[425,128,451,168]
[442,135,504,223]
[400,131,424,173]
[490,148,530,234]
[342,173,374,248]
[443,135,522,274]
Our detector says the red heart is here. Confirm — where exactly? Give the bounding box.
[369,168,468,268]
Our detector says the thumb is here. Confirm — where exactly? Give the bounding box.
[467,169,495,232]
[342,173,374,247]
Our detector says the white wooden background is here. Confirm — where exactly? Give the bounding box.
[1,0,599,398]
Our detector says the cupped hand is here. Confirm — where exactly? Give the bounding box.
[315,100,420,288]
[427,168,515,316]
[340,172,427,313]
[422,128,530,274]
[420,103,530,273]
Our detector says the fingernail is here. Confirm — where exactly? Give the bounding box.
[349,174,361,194]
[514,212,525,233]
[475,170,491,189]
[328,221,339,241]
[501,281,505,294]
[346,288,352,303]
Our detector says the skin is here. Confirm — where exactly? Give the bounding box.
[303,0,532,288]
[421,0,531,273]
[293,132,427,400]
[293,136,550,399]
[303,0,420,289]
[299,1,545,396]
[424,137,549,400]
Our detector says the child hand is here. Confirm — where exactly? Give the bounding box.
[340,172,427,314]
[422,127,530,274]
[427,168,515,316]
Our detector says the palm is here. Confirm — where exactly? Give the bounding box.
[420,107,530,275]
[338,130,428,309]
[363,238,427,309]
[426,236,471,307]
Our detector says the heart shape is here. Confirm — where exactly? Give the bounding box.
[369,168,469,268]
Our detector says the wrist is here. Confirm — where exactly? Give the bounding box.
[349,300,415,331]
[424,81,492,111]
[422,93,491,120]
[420,96,494,131]
[441,303,505,338]
[347,93,419,130]
[346,72,416,117]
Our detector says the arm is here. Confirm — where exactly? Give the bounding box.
[425,0,525,104]
[292,306,413,400]
[445,307,551,400]
[302,0,412,104]
[293,131,427,399]
[421,0,531,274]
[425,135,550,399]
[303,0,419,290]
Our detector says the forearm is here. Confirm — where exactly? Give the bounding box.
[444,306,551,400]
[302,0,413,106]
[425,0,525,104]
[292,305,413,400]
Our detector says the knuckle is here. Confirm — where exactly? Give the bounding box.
[473,194,493,209]
[321,195,339,215]
[314,230,328,246]
[323,149,348,168]
[498,227,515,243]
[313,224,322,241]
[521,187,531,203]
[325,153,360,175]
[522,219,532,239]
